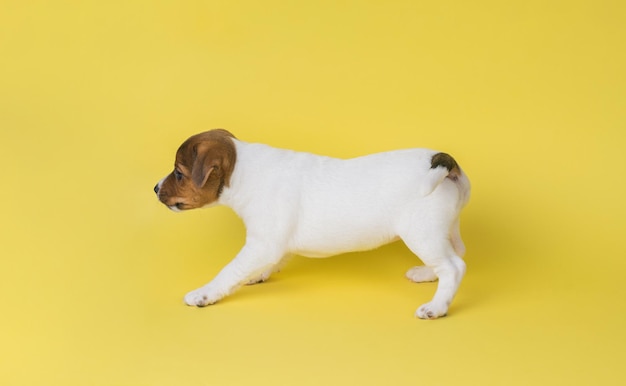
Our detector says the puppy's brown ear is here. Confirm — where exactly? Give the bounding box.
[191,143,220,188]
[188,132,236,190]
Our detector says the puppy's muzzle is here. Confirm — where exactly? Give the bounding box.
[154,180,184,212]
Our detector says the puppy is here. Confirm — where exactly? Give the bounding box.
[154,129,470,319]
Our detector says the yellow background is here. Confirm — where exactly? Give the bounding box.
[1,1,625,385]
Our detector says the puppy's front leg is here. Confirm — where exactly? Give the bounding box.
[184,243,284,307]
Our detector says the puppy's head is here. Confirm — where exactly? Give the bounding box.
[154,129,236,211]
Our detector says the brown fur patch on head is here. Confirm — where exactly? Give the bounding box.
[157,129,237,210]
[431,152,460,180]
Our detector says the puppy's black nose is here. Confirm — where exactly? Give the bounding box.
[153,184,160,194]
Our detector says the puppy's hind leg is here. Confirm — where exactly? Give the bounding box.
[418,254,465,319]
[405,219,465,285]
[401,232,466,319]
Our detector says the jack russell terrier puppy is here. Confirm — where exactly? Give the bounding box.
[154,129,470,319]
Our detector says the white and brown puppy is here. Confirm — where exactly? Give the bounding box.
[154,129,470,319]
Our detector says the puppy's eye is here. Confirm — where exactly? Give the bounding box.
[174,169,183,181]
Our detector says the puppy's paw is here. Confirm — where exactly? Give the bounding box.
[416,302,448,320]
[184,288,219,307]
[406,266,437,283]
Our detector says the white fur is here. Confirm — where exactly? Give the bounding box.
[180,139,470,319]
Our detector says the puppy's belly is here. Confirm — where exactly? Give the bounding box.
[289,229,399,258]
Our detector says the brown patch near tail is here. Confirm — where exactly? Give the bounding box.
[431,152,460,181]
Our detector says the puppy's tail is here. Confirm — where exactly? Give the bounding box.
[420,152,462,196]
